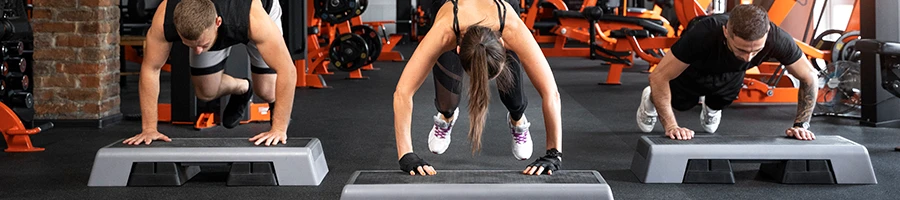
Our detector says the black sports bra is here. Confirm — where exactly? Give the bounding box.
[449,0,508,45]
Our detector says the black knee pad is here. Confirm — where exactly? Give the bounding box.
[251,65,277,74]
[190,60,227,76]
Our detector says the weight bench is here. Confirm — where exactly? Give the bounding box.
[340,170,614,200]
[630,135,877,184]
[552,9,668,36]
[857,39,900,98]
[87,138,328,186]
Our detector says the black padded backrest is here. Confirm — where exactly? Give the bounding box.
[597,15,668,35]
[553,10,585,19]
[857,39,900,55]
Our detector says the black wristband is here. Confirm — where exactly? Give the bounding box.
[793,122,809,129]
[527,148,562,175]
[399,152,430,173]
[545,148,562,158]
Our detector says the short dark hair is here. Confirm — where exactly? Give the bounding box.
[727,4,770,41]
[173,0,217,40]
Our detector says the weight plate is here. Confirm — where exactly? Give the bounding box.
[832,31,861,62]
[355,0,368,17]
[318,0,360,24]
[329,33,370,72]
[352,25,382,65]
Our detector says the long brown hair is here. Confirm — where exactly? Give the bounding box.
[459,25,514,153]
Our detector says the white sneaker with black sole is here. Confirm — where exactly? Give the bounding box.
[509,113,533,160]
[700,97,722,133]
[636,86,658,132]
[428,108,458,154]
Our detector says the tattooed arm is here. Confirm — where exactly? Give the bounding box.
[784,56,818,140]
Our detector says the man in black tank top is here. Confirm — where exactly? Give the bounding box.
[636,5,818,141]
[124,0,297,147]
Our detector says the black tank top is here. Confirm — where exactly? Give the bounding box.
[447,0,511,45]
[163,0,274,51]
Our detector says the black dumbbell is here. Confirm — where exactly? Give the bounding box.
[5,72,28,90]
[6,90,33,108]
[0,61,8,77]
[5,57,25,73]
[2,41,23,57]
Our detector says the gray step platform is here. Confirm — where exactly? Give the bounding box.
[630,135,877,184]
[88,138,328,186]
[340,170,614,200]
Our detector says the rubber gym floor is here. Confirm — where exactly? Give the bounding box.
[2,44,899,200]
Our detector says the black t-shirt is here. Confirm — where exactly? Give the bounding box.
[669,14,802,91]
[163,0,273,51]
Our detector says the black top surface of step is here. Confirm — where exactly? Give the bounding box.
[351,170,604,184]
[109,138,312,148]
[647,136,854,145]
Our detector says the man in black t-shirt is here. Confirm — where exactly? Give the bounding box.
[635,5,818,140]
[123,0,296,146]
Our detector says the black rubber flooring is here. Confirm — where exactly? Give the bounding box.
[3,43,900,199]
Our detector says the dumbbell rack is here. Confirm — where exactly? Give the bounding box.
[2,0,55,153]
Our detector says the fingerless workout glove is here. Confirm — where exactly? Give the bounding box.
[526,148,562,175]
[399,152,430,174]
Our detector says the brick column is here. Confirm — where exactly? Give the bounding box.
[31,0,121,128]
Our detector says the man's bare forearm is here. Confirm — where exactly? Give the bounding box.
[271,69,296,132]
[650,80,678,129]
[795,81,817,123]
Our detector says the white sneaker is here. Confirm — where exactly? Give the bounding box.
[636,86,658,133]
[509,113,533,160]
[700,97,722,133]
[428,108,458,154]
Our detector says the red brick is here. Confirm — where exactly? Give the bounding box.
[104,70,119,83]
[58,8,117,22]
[101,85,120,98]
[58,62,105,74]
[35,102,79,116]
[104,58,120,72]
[95,98,120,116]
[32,89,58,102]
[32,22,76,33]
[83,102,100,114]
[59,9,98,22]
[103,8,120,20]
[80,21,115,33]
[106,33,119,45]
[32,9,54,19]
[33,33,55,49]
[80,47,116,61]
[33,48,76,61]
[33,0,77,8]
[80,75,101,88]
[86,98,117,116]
[103,97,120,114]
[81,0,116,7]
[57,34,105,48]
[32,61,57,75]
[37,75,79,88]
[61,88,103,101]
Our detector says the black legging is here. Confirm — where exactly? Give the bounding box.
[429,0,527,120]
[432,50,528,121]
